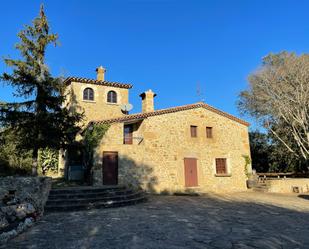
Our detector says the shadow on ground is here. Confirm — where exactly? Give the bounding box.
[2,193,309,249]
[298,194,309,200]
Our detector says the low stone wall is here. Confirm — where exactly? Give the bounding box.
[267,178,309,193]
[0,176,52,243]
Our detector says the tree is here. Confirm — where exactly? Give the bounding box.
[249,131,272,172]
[0,128,32,175]
[0,5,82,175]
[82,123,109,182]
[239,52,309,168]
[249,130,301,173]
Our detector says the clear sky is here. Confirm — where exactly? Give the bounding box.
[1,0,308,129]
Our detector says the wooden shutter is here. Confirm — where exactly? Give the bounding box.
[107,91,117,103]
[215,158,227,174]
[206,127,213,138]
[89,88,94,100]
[124,125,133,144]
[190,126,197,137]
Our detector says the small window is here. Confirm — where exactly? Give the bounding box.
[215,158,227,175]
[124,124,133,144]
[83,88,94,101]
[190,125,197,137]
[107,90,117,103]
[206,127,213,138]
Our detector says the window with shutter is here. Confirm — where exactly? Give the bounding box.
[215,158,227,175]
[124,124,133,144]
[190,126,197,137]
[107,90,117,103]
[83,88,94,101]
[206,127,213,138]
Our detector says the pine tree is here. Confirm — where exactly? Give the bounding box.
[0,5,82,175]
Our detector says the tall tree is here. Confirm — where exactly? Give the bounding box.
[0,5,82,175]
[249,131,272,172]
[239,52,309,168]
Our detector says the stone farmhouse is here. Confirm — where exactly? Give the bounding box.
[61,66,251,193]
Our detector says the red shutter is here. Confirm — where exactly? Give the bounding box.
[124,125,133,144]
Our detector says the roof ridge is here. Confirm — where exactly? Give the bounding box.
[63,76,133,89]
[89,102,249,126]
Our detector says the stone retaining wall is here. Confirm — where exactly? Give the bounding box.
[267,178,309,193]
[0,176,52,243]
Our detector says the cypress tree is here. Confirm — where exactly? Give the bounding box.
[0,5,82,175]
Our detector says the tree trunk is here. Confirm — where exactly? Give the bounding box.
[32,148,38,176]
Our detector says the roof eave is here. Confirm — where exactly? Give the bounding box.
[63,77,133,89]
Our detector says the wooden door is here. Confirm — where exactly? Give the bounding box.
[124,124,133,144]
[103,152,118,185]
[184,158,198,187]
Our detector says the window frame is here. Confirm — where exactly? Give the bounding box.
[107,90,117,104]
[123,124,133,144]
[206,127,213,138]
[83,87,94,101]
[190,125,198,138]
[215,158,229,176]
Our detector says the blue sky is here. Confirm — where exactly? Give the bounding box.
[1,0,308,129]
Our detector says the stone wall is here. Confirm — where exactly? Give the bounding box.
[67,82,129,126]
[267,178,309,193]
[0,177,52,243]
[95,107,251,193]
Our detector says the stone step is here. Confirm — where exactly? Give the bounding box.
[49,186,125,195]
[252,186,269,192]
[44,196,147,212]
[254,185,269,189]
[257,182,269,186]
[45,186,147,212]
[46,191,143,206]
[48,190,134,200]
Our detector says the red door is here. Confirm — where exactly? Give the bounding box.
[103,152,118,185]
[184,158,198,187]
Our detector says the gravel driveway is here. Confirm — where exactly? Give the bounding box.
[2,192,309,249]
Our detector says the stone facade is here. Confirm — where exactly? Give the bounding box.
[95,107,250,193]
[64,67,251,193]
[64,81,130,126]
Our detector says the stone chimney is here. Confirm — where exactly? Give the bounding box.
[96,66,106,81]
[139,89,156,113]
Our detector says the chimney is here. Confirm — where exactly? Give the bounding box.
[96,66,106,81]
[139,89,156,113]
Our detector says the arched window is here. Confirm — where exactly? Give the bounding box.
[107,90,117,103]
[83,88,94,101]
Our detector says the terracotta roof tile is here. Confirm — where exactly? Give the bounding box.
[89,102,250,127]
[63,77,133,89]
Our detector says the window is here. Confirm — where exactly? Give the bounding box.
[206,127,213,138]
[124,124,133,144]
[107,90,117,103]
[190,126,197,137]
[215,158,227,175]
[83,88,94,101]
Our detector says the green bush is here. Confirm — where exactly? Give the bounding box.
[0,130,32,176]
[38,148,59,175]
